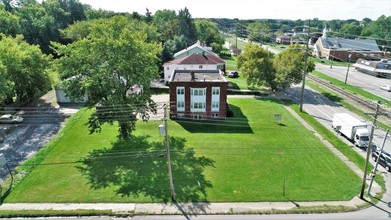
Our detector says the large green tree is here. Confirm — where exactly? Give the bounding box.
[0,34,52,103]
[54,16,162,139]
[152,9,178,42]
[237,43,314,92]
[195,19,224,47]
[16,0,86,54]
[237,43,275,89]
[273,44,314,90]
[247,22,270,43]
[0,6,20,35]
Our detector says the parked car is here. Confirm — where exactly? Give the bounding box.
[228,71,239,78]
[0,114,23,124]
[372,150,391,172]
[380,85,391,92]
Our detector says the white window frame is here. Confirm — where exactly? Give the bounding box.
[177,87,184,95]
[176,87,185,112]
[211,87,220,112]
[190,88,206,112]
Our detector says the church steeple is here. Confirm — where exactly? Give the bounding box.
[322,26,327,39]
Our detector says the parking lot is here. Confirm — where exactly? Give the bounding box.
[0,91,79,181]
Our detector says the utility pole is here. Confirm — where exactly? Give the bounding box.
[299,19,310,112]
[163,104,175,201]
[360,101,381,199]
[344,52,352,84]
[368,129,389,195]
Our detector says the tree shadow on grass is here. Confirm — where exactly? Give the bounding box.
[176,104,253,134]
[77,135,215,203]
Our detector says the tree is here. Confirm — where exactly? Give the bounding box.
[0,34,52,103]
[247,22,270,43]
[152,9,178,42]
[339,23,363,38]
[237,43,275,89]
[177,7,197,45]
[54,16,162,139]
[273,44,314,90]
[237,43,314,92]
[195,19,224,47]
[144,8,152,23]
[16,0,86,54]
[0,7,20,35]
[362,15,391,49]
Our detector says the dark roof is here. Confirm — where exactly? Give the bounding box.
[170,70,226,82]
[321,37,380,51]
[165,53,225,65]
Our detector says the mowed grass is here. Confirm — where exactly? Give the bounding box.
[5,98,360,203]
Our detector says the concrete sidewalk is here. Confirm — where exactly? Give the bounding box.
[0,197,366,214]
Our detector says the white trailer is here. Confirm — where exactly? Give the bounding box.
[332,113,370,148]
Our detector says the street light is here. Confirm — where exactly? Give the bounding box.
[344,52,352,84]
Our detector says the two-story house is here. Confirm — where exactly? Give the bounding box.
[169,71,228,120]
[163,53,225,83]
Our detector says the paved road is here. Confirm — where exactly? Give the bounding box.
[316,63,391,101]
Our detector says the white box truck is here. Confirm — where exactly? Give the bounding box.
[332,113,370,148]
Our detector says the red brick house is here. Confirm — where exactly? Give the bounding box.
[169,70,228,120]
[314,28,386,62]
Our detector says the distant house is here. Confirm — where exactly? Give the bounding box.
[174,40,218,59]
[353,58,391,79]
[169,70,228,120]
[314,28,386,62]
[163,53,226,83]
[276,33,292,44]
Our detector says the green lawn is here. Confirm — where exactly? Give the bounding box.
[5,98,361,203]
[224,57,264,91]
[224,57,237,71]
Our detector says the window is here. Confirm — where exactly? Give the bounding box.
[177,87,184,95]
[177,113,184,118]
[199,65,203,69]
[193,115,203,120]
[212,113,219,118]
[212,87,220,95]
[192,102,205,109]
[166,66,169,70]
[192,89,204,96]
[177,101,184,109]
[212,101,219,109]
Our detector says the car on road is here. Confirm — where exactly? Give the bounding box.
[0,114,23,124]
[372,150,391,172]
[228,71,239,78]
[380,85,391,92]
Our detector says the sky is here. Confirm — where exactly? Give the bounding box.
[78,0,391,20]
